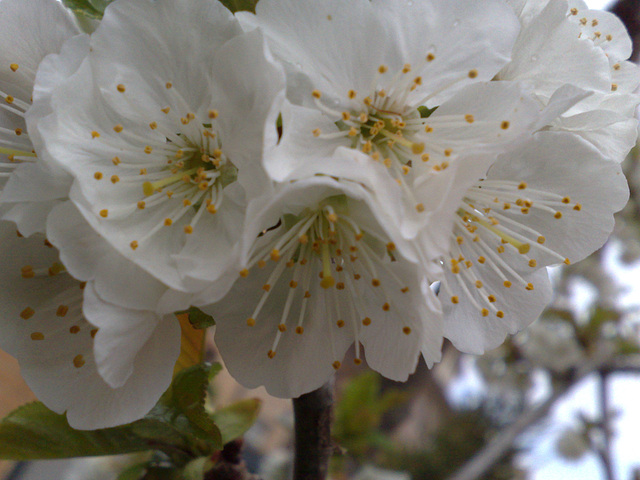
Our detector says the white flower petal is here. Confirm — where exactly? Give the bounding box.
[442,265,553,354]
[0,220,177,429]
[372,0,520,105]
[47,201,169,311]
[0,0,78,104]
[499,0,611,100]
[83,282,179,390]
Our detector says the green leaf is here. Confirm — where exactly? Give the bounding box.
[182,457,213,480]
[62,0,110,18]
[117,462,149,480]
[218,0,259,13]
[0,402,151,460]
[175,307,216,330]
[211,398,261,445]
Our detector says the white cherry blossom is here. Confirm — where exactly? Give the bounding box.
[0,0,186,428]
[199,152,442,397]
[40,0,285,294]
[0,220,180,429]
[440,132,628,353]
[500,0,640,163]
[241,0,543,265]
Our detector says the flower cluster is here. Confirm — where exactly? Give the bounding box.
[0,0,635,428]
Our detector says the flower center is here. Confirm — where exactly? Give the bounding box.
[93,102,239,248]
[238,194,413,367]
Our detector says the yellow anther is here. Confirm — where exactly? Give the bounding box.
[111,175,120,184]
[554,212,563,219]
[537,236,546,244]
[5,95,14,104]
[113,124,123,133]
[497,245,505,253]
[526,283,534,291]
[296,326,304,334]
[501,121,510,130]
[341,112,351,121]
[416,203,425,212]
[378,65,388,74]
[496,311,504,318]
[9,63,19,72]
[468,69,478,78]
[162,107,170,114]
[165,82,173,89]
[573,203,582,211]
[362,317,372,326]
[149,121,158,130]
[56,305,69,317]
[481,308,489,317]
[262,284,271,292]
[267,350,276,359]
[518,182,527,190]
[564,258,571,265]
[270,249,280,262]
[528,259,537,268]
[258,260,266,268]
[112,156,121,165]
[30,332,44,341]
[426,53,435,61]
[247,318,256,327]
[91,130,100,139]
[94,172,103,180]
[503,280,512,288]
[137,201,146,209]
[332,361,341,370]
[278,324,287,332]
[208,109,219,119]
[20,307,35,319]
[348,89,357,99]
[411,142,425,154]
[488,295,496,303]
[475,280,483,289]
[348,127,358,136]
[421,153,430,162]
[144,146,153,154]
[21,266,34,279]
[117,84,126,92]
[312,89,322,99]
[382,303,390,311]
[239,268,249,278]
[606,34,613,41]
[99,209,108,218]
[130,240,139,250]
[73,354,85,368]
[465,114,474,123]
[451,296,459,304]
[184,225,194,234]
[69,325,80,334]
[611,83,618,91]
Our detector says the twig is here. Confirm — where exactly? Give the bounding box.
[596,372,617,480]
[446,357,609,480]
[292,380,334,480]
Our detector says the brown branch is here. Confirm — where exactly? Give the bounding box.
[292,381,334,480]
